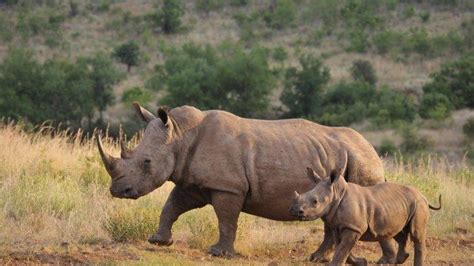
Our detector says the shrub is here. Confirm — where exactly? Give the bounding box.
[369,87,417,128]
[419,93,453,120]
[272,46,288,63]
[154,0,184,34]
[319,81,376,126]
[399,125,432,154]
[263,0,297,30]
[346,29,369,53]
[403,6,416,19]
[152,43,275,117]
[419,10,430,22]
[112,41,140,72]
[378,139,398,157]
[196,0,224,13]
[230,0,249,6]
[372,30,403,54]
[350,60,377,85]
[422,54,474,109]
[463,118,474,143]
[122,87,153,106]
[403,28,432,57]
[280,55,330,118]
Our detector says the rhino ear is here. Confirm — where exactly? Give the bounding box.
[306,167,322,184]
[157,106,170,127]
[133,102,156,123]
[329,170,340,184]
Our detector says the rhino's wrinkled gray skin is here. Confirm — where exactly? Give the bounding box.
[291,164,441,266]
[97,103,385,258]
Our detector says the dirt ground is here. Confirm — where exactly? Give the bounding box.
[1,231,473,265]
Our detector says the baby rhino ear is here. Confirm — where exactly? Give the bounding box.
[157,106,170,127]
[329,170,340,184]
[306,167,322,184]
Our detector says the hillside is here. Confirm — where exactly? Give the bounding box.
[0,0,473,158]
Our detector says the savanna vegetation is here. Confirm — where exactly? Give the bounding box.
[0,0,473,264]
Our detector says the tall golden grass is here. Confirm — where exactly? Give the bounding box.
[0,122,472,257]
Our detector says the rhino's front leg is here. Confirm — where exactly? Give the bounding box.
[208,191,244,257]
[149,186,207,246]
[310,223,335,262]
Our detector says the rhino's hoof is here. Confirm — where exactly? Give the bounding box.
[208,244,235,257]
[309,252,331,262]
[396,252,409,264]
[148,234,173,246]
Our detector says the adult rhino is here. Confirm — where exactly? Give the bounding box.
[97,103,384,260]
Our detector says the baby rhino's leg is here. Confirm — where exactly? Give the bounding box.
[347,253,367,266]
[376,238,397,264]
[395,231,410,263]
[330,229,361,266]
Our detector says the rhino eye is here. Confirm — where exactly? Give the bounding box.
[312,198,318,204]
[144,159,151,164]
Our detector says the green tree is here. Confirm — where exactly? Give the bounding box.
[0,49,94,128]
[319,81,376,126]
[155,0,184,34]
[422,54,474,109]
[280,55,330,118]
[113,41,140,72]
[419,93,452,120]
[77,53,123,125]
[369,87,417,128]
[150,43,275,117]
[350,59,377,85]
[263,0,297,29]
[122,87,153,106]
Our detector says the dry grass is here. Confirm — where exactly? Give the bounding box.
[0,123,472,263]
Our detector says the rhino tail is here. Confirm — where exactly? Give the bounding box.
[429,194,442,210]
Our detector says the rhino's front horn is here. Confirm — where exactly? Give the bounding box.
[96,134,117,173]
[120,139,132,159]
[294,191,300,199]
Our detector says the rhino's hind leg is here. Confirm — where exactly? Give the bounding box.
[149,186,207,246]
[208,191,244,257]
[309,223,335,262]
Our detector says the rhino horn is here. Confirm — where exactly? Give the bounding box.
[294,191,300,199]
[120,139,132,159]
[96,133,117,173]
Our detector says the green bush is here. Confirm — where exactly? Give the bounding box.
[151,43,275,117]
[350,60,377,85]
[272,46,288,63]
[378,139,398,157]
[463,118,474,143]
[419,10,431,22]
[419,93,453,120]
[403,28,432,57]
[280,55,330,118]
[230,0,249,6]
[319,81,376,126]
[372,30,403,54]
[112,41,140,72]
[196,0,224,13]
[422,54,474,109]
[263,0,297,30]
[346,29,369,53]
[122,87,153,106]
[399,125,432,154]
[369,87,417,128]
[154,0,184,34]
[403,6,416,19]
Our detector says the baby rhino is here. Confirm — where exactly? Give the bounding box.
[290,168,441,266]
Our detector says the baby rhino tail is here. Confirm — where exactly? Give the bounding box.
[429,194,442,210]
